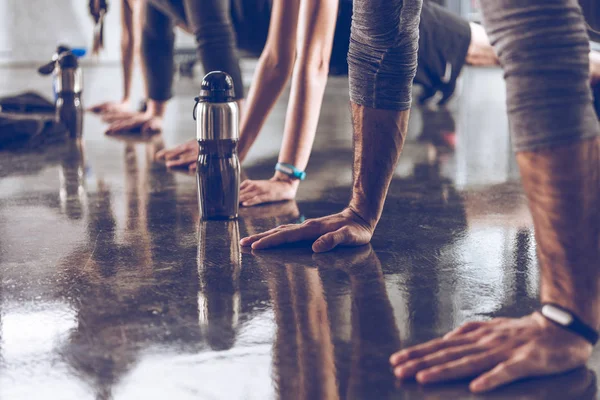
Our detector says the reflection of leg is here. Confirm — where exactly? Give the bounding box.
[264,264,300,397]
[346,252,400,399]
[288,267,338,400]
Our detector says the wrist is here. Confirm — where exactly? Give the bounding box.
[271,172,300,187]
[540,293,600,331]
[346,204,378,232]
[147,100,166,117]
[348,194,381,230]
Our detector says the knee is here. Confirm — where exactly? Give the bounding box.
[485,2,590,81]
[194,21,237,54]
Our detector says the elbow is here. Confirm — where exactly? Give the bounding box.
[259,51,296,81]
[296,54,330,81]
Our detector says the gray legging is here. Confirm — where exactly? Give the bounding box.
[142,0,244,102]
[348,0,600,152]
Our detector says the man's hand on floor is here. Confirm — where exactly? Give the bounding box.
[390,313,593,393]
[240,207,374,252]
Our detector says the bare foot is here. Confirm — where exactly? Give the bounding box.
[466,23,499,67]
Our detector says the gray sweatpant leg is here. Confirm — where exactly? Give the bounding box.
[348,0,423,110]
[479,0,600,151]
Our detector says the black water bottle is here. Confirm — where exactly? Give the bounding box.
[194,72,240,220]
[55,52,84,138]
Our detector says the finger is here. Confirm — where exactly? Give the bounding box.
[163,146,190,161]
[240,180,252,190]
[166,153,197,169]
[240,190,261,204]
[240,226,287,246]
[416,349,508,384]
[444,321,487,339]
[312,227,351,253]
[390,336,478,366]
[394,344,484,380]
[155,148,168,160]
[88,103,106,113]
[106,120,138,134]
[252,223,324,250]
[470,357,532,393]
[142,123,160,134]
[188,162,197,172]
[242,195,271,207]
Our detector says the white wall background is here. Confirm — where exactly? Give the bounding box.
[0,0,194,65]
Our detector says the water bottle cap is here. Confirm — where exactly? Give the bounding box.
[197,71,236,103]
[58,52,79,69]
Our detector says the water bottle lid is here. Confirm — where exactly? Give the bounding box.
[198,71,236,103]
[58,52,79,69]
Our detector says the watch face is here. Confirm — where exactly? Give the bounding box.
[542,305,574,326]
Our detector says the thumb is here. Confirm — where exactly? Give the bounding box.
[312,227,349,253]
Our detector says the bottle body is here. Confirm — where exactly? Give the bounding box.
[56,93,83,138]
[197,139,240,220]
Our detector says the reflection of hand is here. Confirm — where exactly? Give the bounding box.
[239,177,299,207]
[88,100,130,115]
[240,208,374,253]
[105,112,163,135]
[239,200,301,221]
[155,139,198,170]
[391,313,593,393]
[311,244,374,273]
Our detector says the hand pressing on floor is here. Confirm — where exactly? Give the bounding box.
[104,100,165,135]
[105,111,163,134]
[156,139,198,170]
[390,313,593,393]
[239,174,299,207]
[240,207,374,252]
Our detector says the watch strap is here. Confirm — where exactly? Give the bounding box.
[275,163,306,181]
[541,303,598,345]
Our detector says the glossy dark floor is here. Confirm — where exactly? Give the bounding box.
[0,65,599,399]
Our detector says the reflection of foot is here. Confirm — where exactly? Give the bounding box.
[466,23,499,67]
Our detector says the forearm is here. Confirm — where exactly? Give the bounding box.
[347,0,421,228]
[478,0,600,327]
[348,106,409,228]
[521,141,600,328]
[277,65,328,171]
[238,52,294,159]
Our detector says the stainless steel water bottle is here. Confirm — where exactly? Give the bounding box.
[55,52,84,138]
[194,71,240,220]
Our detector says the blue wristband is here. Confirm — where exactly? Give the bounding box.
[275,163,306,181]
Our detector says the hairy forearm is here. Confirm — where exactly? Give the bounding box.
[238,52,294,160]
[348,105,409,229]
[518,139,600,328]
[278,64,328,170]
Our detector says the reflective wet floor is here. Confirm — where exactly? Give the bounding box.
[0,65,599,399]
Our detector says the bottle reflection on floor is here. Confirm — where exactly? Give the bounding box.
[197,220,242,351]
